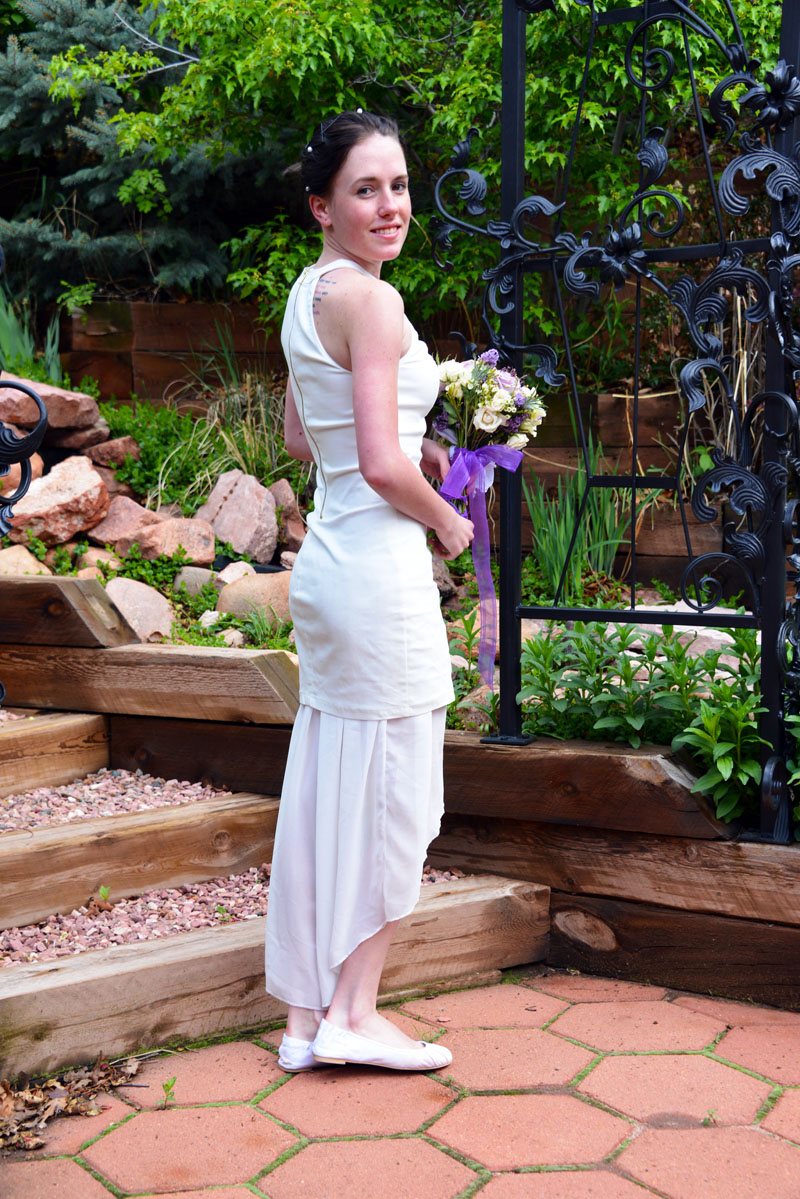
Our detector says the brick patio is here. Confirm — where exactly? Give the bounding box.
[5,969,800,1198]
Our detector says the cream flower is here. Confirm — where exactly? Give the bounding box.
[489,388,513,412]
[520,414,543,435]
[473,405,503,433]
[439,360,463,384]
[506,433,528,450]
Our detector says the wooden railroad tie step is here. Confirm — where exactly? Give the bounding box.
[0,791,280,930]
[0,578,137,648]
[0,643,300,724]
[0,873,550,1080]
[0,712,109,800]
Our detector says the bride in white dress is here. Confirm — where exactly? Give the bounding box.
[264,109,474,1072]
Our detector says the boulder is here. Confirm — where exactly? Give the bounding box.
[0,544,52,576]
[0,378,99,429]
[195,470,278,563]
[76,565,104,581]
[269,477,306,552]
[216,570,292,625]
[280,551,297,570]
[87,496,163,547]
[117,517,216,565]
[221,628,246,648]
[93,465,137,500]
[87,436,141,468]
[0,451,43,497]
[199,609,223,629]
[8,456,109,546]
[77,547,122,572]
[174,566,216,596]
[216,559,256,586]
[47,418,111,449]
[105,577,173,643]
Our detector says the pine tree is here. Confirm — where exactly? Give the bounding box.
[0,0,279,305]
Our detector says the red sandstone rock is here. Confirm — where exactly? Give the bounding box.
[93,465,137,500]
[269,477,306,553]
[216,560,256,586]
[196,470,278,563]
[46,418,110,449]
[8,456,109,546]
[216,570,292,624]
[117,517,216,565]
[87,496,163,547]
[105,577,173,642]
[0,377,99,429]
[87,436,141,468]
[0,544,52,575]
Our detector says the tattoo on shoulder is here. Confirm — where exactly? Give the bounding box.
[312,278,337,315]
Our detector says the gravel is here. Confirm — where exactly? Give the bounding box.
[0,768,231,833]
[0,865,466,966]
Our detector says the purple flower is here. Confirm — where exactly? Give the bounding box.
[479,348,499,366]
[433,411,450,433]
[506,413,524,431]
[496,369,517,390]
[514,393,526,408]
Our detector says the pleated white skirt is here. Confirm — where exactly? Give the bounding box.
[264,703,447,1010]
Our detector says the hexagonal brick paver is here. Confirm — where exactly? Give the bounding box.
[259,1067,452,1135]
[3,1158,114,1198]
[131,1041,283,1106]
[578,1052,772,1126]
[401,984,567,1029]
[715,1025,800,1085]
[761,1089,800,1143]
[81,1105,295,1193]
[430,1094,629,1171]
[550,1000,722,1052]
[139,1190,256,1199]
[262,1137,475,1198]
[33,1092,135,1156]
[674,995,800,1029]
[442,1028,593,1089]
[531,975,666,1003]
[620,1126,800,1197]
[479,1169,655,1197]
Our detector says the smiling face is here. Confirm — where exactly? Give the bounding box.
[309,133,411,275]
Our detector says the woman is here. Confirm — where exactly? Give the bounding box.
[264,109,474,1072]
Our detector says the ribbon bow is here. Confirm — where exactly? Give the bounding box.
[440,444,524,688]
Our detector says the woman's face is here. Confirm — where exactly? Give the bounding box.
[312,133,411,270]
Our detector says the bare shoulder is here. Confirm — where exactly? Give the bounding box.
[325,269,403,317]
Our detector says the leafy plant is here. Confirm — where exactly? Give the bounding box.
[239,607,294,651]
[161,1076,176,1108]
[99,543,191,592]
[518,621,763,822]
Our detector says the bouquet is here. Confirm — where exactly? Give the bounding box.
[431,349,546,690]
[432,348,546,451]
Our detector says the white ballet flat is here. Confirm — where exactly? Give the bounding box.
[277,1033,318,1072]
[311,1018,453,1071]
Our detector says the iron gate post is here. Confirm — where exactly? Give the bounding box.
[496,0,527,741]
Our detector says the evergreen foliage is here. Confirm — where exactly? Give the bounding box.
[0,0,282,305]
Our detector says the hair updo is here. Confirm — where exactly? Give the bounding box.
[301,109,401,198]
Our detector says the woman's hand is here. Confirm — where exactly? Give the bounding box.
[431,508,474,559]
[420,437,451,483]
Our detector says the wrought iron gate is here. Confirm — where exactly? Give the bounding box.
[434,0,800,842]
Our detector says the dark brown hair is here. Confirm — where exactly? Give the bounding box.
[301,109,402,198]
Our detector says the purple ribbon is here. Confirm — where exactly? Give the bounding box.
[440,444,524,688]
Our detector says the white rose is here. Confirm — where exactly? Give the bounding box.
[473,405,503,433]
[439,360,462,383]
[489,388,513,411]
[506,433,528,450]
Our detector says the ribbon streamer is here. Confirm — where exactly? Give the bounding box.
[440,444,524,688]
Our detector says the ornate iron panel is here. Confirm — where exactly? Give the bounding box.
[434,0,800,841]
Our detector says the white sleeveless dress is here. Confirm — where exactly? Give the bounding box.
[264,258,454,1010]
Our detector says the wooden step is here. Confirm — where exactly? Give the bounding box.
[0,712,109,800]
[0,578,137,647]
[0,644,300,724]
[110,718,730,840]
[0,873,550,1079]
[0,792,279,929]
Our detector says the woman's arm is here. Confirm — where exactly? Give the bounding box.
[344,277,473,559]
[284,378,315,462]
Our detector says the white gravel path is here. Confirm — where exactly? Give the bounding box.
[0,768,231,833]
[0,865,466,966]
